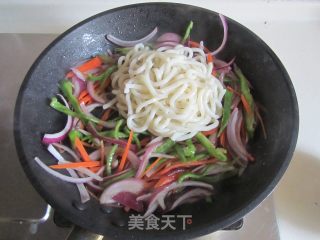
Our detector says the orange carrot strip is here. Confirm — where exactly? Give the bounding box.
[66,57,102,78]
[241,94,252,114]
[207,54,213,63]
[158,159,217,176]
[50,161,100,169]
[143,157,162,177]
[75,137,92,162]
[80,95,93,105]
[117,130,134,172]
[188,40,210,53]
[202,128,217,136]
[154,175,177,188]
[78,90,89,101]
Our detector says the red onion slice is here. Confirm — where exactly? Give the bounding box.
[100,178,145,204]
[102,168,131,181]
[213,57,235,74]
[156,32,181,43]
[85,103,103,113]
[47,145,103,181]
[226,108,250,160]
[71,67,86,81]
[52,143,80,162]
[144,181,213,217]
[87,81,105,103]
[211,14,228,56]
[136,193,153,202]
[106,27,158,47]
[112,192,143,212]
[135,141,162,178]
[155,41,179,49]
[72,76,86,97]
[47,144,90,203]
[42,94,72,144]
[86,123,137,151]
[170,188,212,210]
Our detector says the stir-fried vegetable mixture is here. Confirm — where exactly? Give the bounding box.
[36,14,264,216]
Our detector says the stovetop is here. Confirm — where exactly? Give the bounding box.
[0,33,279,240]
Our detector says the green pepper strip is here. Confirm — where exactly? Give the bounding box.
[174,144,187,162]
[195,132,227,161]
[217,90,233,136]
[181,21,194,45]
[100,130,128,139]
[50,97,77,117]
[68,130,83,147]
[155,139,175,153]
[188,152,210,161]
[113,119,124,139]
[106,144,118,175]
[201,169,238,183]
[50,97,102,126]
[234,65,255,138]
[114,47,132,55]
[102,169,135,188]
[97,54,116,64]
[52,80,107,126]
[87,65,117,82]
[178,172,203,183]
[183,139,196,158]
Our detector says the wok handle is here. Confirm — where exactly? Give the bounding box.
[66,225,106,240]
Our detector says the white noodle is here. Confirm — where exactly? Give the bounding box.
[111,44,225,141]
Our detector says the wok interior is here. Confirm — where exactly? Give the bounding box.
[15,4,297,239]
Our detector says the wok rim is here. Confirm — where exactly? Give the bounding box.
[14,2,299,239]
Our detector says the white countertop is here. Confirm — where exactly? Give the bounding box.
[1,0,319,239]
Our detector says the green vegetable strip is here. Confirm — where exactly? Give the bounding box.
[68,130,83,147]
[183,139,196,158]
[201,169,238,183]
[174,144,187,162]
[54,80,109,126]
[50,96,101,126]
[114,47,132,55]
[217,90,233,136]
[155,139,175,153]
[132,134,141,150]
[59,80,83,113]
[50,97,78,117]
[106,144,118,175]
[188,152,209,161]
[195,132,227,161]
[100,130,128,139]
[178,172,203,183]
[87,65,117,82]
[100,65,117,89]
[113,119,124,139]
[181,21,193,44]
[102,169,135,187]
[234,65,255,138]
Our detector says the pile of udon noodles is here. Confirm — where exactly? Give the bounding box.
[111,43,225,141]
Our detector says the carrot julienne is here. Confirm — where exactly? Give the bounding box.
[50,161,101,169]
[66,56,103,78]
[74,137,92,162]
[117,130,134,172]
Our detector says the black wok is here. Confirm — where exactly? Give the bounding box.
[14,3,299,240]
